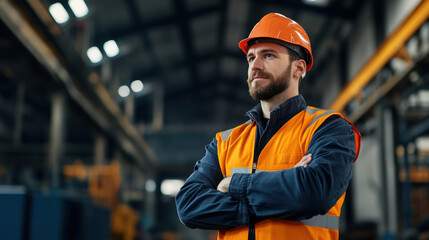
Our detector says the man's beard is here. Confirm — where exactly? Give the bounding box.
[247,65,292,101]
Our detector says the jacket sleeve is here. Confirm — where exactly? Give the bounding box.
[175,139,250,229]
[228,116,357,222]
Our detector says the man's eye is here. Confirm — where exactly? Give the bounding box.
[248,57,255,63]
[265,54,273,58]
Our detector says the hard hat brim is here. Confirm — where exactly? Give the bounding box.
[239,37,313,71]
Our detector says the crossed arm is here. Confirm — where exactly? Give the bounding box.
[216,154,312,193]
[175,117,356,229]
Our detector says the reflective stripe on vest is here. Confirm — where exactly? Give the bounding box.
[231,168,252,175]
[305,107,336,130]
[300,214,339,230]
[221,120,253,141]
[221,128,234,141]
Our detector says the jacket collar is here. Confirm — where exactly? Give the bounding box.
[246,94,307,127]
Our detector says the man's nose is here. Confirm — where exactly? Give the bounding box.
[250,57,264,71]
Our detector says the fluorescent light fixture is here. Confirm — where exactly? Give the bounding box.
[86,46,103,63]
[145,179,156,192]
[131,80,144,93]
[161,179,184,197]
[68,0,89,18]
[49,3,69,24]
[103,40,120,57]
[303,0,329,6]
[118,85,130,98]
[416,137,429,151]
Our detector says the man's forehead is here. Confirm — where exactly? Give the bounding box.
[247,42,287,55]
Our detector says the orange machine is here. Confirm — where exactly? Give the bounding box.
[63,160,140,240]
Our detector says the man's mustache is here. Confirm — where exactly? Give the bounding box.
[249,71,272,82]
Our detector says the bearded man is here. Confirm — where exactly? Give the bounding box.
[176,13,361,240]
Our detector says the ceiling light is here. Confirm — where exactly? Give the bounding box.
[145,179,156,192]
[303,0,329,6]
[103,40,120,57]
[118,85,130,98]
[48,3,69,24]
[161,179,184,197]
[68,0,89,18]
[131,80,144,93]
[86,46,103,64]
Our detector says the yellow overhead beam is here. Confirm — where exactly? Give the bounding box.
[329,0,429,112]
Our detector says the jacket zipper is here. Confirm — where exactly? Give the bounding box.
[249,223,255,240]
[249,153,258,240]
[248,115,274,240]
[249,136,263,239]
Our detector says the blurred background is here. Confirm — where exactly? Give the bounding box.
[0,0,429,239]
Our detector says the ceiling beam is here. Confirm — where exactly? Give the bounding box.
[261,0,359,20]
[0,0,157,171]
[123,0,170,85]
[214,0,228,84]
[94,4,223,46]
[130,51,216,81]
[173,0,198,85]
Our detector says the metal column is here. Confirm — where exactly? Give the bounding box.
[376,103,399,237]
[398,114,412,229]
[94,133,106,165]
[48,91,67,188]
[383,107,398,236]
[13,83,25,145]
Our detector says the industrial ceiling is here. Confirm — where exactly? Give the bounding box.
[0,0,369,178]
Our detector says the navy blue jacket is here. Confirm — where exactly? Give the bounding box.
[176,95,357,230]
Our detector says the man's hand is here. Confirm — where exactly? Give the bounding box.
[217,177,231,193]
[216,154,312,193]
[294,154,312,168]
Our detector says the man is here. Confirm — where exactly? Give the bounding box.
[176,13,361,240]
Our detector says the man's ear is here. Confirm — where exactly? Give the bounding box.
[293,59,306,79]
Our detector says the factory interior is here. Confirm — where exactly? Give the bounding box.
[0,0,429,239]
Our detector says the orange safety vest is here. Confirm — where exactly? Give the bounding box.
[215,107,361,240]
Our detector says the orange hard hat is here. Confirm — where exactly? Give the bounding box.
[239,13,313,71]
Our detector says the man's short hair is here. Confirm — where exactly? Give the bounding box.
[285,47,305,84]
[286,47,301,63]
[247,38,310,66]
